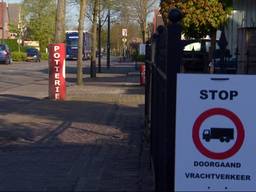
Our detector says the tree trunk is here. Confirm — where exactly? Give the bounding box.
[54,0,66,43]
[142,22,146,43]
[77,0,87,85]
[90,0,98,78]
[141,0,147,43]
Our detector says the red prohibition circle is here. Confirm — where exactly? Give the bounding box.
[192,108,245,160]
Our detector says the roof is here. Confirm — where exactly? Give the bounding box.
[8,3,21,26]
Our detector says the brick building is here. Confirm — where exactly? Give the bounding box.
[0,2,9,40]
[0,2,21,40]
[152,9,164,33]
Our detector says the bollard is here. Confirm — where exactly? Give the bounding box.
[139,64,146,86]
[48,43,66,100]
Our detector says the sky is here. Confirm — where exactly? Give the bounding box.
[5,0,22,3]
[4,0,160,30]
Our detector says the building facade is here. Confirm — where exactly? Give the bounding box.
[0,2,21,40]
[0,2,9,40]
[152,9,164,33]
[226,0,256,55]
[8,3,22,39]
[225,0,256,73]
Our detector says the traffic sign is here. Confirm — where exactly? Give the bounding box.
[17,39,22,44]
[122,28,128,37]
[193,108,245,160]
[175,74,256,191]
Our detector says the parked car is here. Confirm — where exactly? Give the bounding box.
[26,48,41,62]
[0,44,12,64]
[182,40,211,73]
[182,40,234,73]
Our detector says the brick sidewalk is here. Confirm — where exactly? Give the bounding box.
[0,63,154,191]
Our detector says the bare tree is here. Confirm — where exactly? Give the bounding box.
[90,0,98,78]
[132,0,157,43]
[55,0,66,43]
[110,0,157,43]
[77,0,88,85]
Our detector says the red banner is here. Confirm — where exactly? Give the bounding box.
[49,43,66,100]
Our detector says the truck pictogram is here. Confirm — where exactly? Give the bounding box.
[203,128,234,143]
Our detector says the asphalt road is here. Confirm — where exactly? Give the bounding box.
[0,57,135,98]
[0,61,50,97]
[0,60,90,98]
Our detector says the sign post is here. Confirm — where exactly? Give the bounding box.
[139,43,146,55]
[175,74,256,191]
[48,43,66,100]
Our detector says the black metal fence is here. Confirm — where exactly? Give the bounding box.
[145,27,168,192]
[145,9,183,192]
[145,8,252,192]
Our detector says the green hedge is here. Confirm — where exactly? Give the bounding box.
[2,39,19,52]
[131,50,145,62]
[12,52,49,61]
[11,52,27,62]
[12,51,49,62]
[2,39,32,52]
[136,54,145,62]
[41,53,49,60]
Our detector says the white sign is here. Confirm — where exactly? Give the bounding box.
[24,41,40,50]
[122,37,127,43]
[122,28,128,37]
[139,44,146,55]
[17,39,22,45]
[175,74,256,191]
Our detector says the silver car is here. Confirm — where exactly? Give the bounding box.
[0,44,12,64]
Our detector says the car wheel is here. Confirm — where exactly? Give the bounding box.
[5,58,11,65]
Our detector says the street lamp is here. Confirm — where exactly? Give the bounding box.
[107,7,110,68]
[98,0,102,73]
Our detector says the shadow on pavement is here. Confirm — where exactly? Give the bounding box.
[0,60,153,191]
[0,139,153,191]
[0,95,40,113]
[0,93,145,147]
[0,93,152,191]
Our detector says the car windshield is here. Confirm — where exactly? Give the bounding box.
[66,38,78,47]
[0,45,6,51]
[184,42,201,51]
[184,41,220,52]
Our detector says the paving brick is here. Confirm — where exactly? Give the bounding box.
[0,63,154,191]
